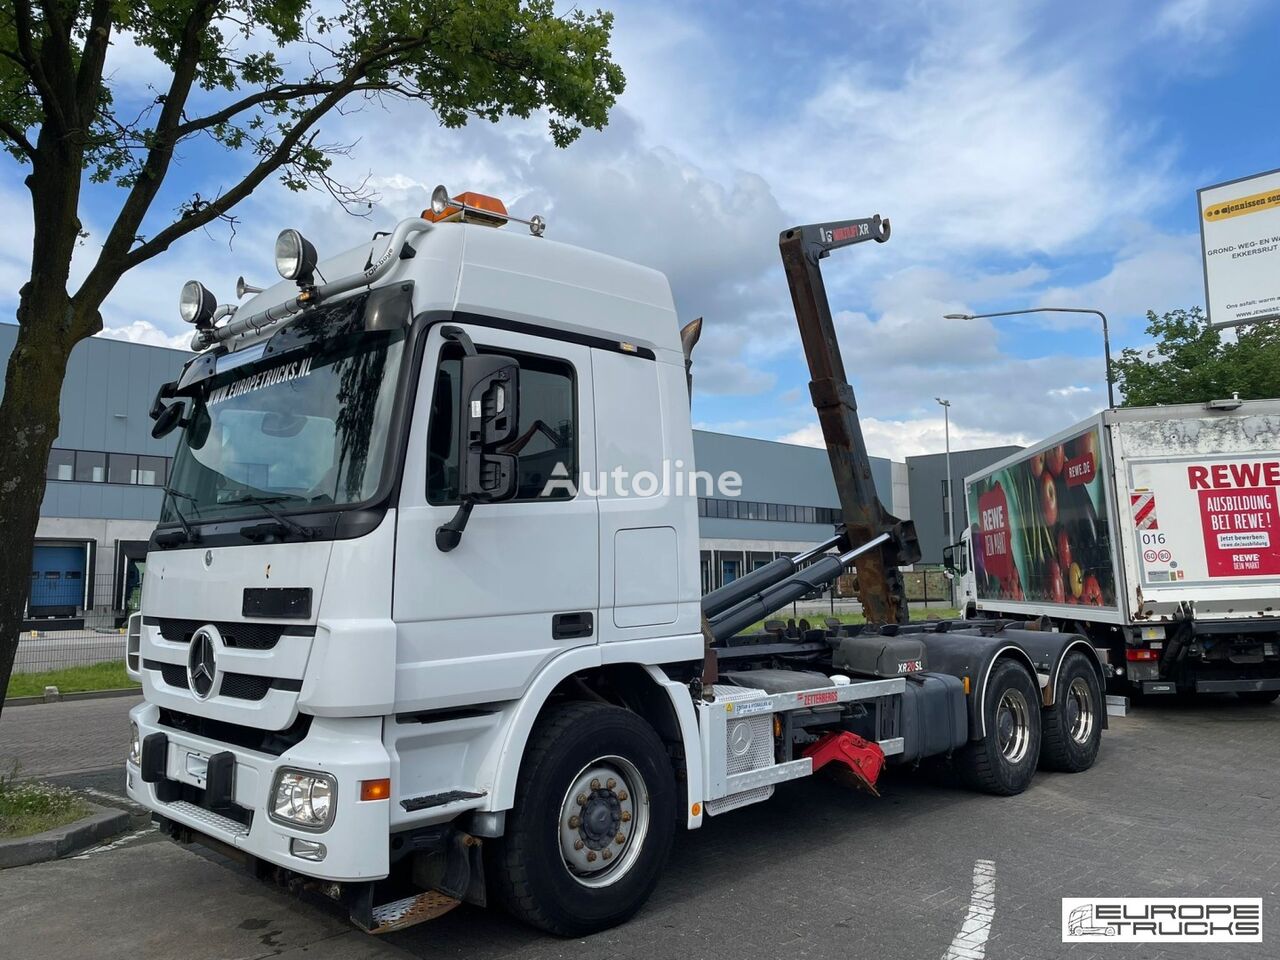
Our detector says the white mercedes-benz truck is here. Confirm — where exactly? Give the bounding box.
[125,189,1105,935]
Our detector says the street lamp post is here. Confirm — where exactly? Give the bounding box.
[943,307,1115,408]
[935,396,954,606]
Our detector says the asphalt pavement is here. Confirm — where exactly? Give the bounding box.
[1,694,1277,960]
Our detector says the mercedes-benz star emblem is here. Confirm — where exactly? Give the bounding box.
[187,626,220,700]
[203,549,213,568]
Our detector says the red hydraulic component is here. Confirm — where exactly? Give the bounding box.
[802,731,885,795]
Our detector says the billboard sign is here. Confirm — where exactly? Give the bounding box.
[1198,168,1280,328]
[967,427,1117,609]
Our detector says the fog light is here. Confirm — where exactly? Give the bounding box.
[269,768,337,831]
[290,838,327,862]
[128,722,141,766]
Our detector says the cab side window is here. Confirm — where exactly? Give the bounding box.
[426,346,577,503]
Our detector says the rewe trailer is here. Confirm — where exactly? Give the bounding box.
[949,400,1280,701]
[123,188,1105,936]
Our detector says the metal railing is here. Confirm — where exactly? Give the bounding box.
[17,571,130,674]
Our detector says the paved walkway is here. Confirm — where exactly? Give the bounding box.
[0,695,139,777]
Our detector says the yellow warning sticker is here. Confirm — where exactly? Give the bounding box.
[1203,186,1280,222]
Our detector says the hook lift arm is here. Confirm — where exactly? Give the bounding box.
[778,215,919,625]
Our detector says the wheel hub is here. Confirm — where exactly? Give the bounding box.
[558,757,650,889]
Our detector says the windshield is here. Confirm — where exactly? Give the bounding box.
[161,329,406,524]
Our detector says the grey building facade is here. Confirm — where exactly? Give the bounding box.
[906,446,1023,564]
[0,324,186,623]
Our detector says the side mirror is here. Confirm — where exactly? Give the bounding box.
[458,353,520,501]
[941,544,956,574]
[437,352,521,551]
[151,403,185,439]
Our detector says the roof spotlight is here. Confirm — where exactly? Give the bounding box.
[178,280,217,328]
[275,228,318,285]
[430,184,452,217]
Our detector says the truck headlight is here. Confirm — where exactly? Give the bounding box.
[269,769,336,831]
[128,722,141,766]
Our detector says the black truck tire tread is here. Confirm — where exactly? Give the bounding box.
[490,701,676,937]
[957,658,1042,796]
[1040,651,1103,772]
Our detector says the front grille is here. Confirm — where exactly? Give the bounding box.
[144,660,298,702]
[147,617,312,650]
[158,707,313,755]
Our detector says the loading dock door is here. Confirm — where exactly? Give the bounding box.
[29,544,86,617]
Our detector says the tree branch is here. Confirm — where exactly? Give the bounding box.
[0,118,36,158]
[82,0,221,300]
[10,0,64,126]
[74,0,113,122]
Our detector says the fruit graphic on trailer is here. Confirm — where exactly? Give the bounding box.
[1045,444,1066,477]
[1040,471,1058,526]
[1031,452,1045,478]
[1057,528,1072,570]
[1068,562,1084,599]
[1046,559,1065,603]
[1082,575,1104,606]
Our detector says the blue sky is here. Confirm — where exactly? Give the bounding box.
[1,0,1276,458]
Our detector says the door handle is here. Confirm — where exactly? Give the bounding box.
[552,612,594,640]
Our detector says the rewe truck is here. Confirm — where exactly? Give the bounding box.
[125,188,1105,936]
[947,401,1280,702]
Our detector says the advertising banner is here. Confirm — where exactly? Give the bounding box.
[1131,457,1280,584]
[967,428,1117,608]
[1198,168,1280,327]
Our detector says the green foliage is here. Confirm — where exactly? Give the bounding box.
[0,766,90,838]
[6,660,139,699]
[0,0,625,247]
[1112,307,1280,407]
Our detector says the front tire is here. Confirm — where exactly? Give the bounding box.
[958,659,1042,796]
[490,702,676,936]
[1040,651,1103,772]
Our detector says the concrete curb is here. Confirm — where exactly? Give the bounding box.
[5,687,141,708]
[0,802,131,869]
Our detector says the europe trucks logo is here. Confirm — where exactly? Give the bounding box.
[207,356,314,405]
[1062,898,1262,943]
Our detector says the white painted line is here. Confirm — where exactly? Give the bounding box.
[71,825,156,859]
[942,859,996,960]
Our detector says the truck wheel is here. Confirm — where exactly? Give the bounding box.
[490,702,676,936]
[958,659,1042,796]
[1236,690,1280,705]
[1039,652,1103,772]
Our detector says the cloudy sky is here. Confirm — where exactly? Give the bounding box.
[2,0,1277,459]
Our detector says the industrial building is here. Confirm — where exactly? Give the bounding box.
[0,323,1013,627]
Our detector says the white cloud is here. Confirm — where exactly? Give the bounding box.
[98,320,192,350]
[779,417,1030,461]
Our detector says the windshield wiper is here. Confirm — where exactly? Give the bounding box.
[221,494,316,539]
[156,489,201,546]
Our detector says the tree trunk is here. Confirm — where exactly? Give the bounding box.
[0,290,82,715]
[0,138,95,718]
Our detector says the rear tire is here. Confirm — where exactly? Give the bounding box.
[490,702,676,937]
[957,659,1042,796]
[1040,651,1103,772]
[1236,690,1280,705]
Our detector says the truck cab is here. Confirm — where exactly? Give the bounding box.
[125,191,1105,936]
[943,529,977,618]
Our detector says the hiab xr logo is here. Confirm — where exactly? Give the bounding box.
[1062,898,1262,943]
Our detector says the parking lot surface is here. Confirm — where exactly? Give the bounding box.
[1,695,1276,960]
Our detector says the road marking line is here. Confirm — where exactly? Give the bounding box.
[942,859,996,960]
[71,825,156,859]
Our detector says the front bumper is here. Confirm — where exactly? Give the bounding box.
[126,702,392,881]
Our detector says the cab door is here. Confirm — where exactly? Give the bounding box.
[393,322,598,710]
